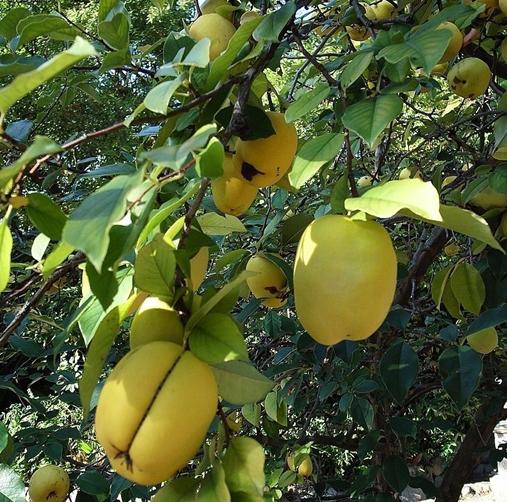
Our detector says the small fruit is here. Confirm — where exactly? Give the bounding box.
[447,58,491,99]
[501,0,507,15]
[357,175,373,188]
[470,186,507,210]
[246,254,288,308]
[28,465,70,502]
[190,246,209,290]
[399,167,412,179]
[431,62,449,75]
[212,154,258,216]
[233,112,298,188]
[298,455,313,477]
[467,327,498,354]
[130,297,184,348]
[188,13,236,60]
[437,22,463,63]
[444,243,460,256]
[294,215,397,345]
[95,341,218,485]
[371,0,397,20]
[346,3,375,41]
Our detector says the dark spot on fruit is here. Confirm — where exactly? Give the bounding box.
[265,286,280,294]
[47,491,57,500]
[241,162,263,181]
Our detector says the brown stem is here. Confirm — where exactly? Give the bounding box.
[0,253,85,347]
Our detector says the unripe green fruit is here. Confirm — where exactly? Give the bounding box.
[371,0,397,20]
[467,328,498,354]
[447,58,491,99]
[95,342,218,485]
[294,215,397,345]
[298,455,313,477]
[188,14,236,60]
[130,297,184,348]
[246,254,287,308]
[28,465,70,502]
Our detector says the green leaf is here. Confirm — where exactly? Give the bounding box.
[289,133,344,189]
[350,397,374,429]
[0,422,9,456]
[79,294,139,418]
[383,456,410,492]
[212,360,274,405]
[207,17,263,89]
[377,27,451,75]
[345,179,442,220]
[0,135,62,189]
[0,465,25,502]
[76,471,110,495]
[431,265,453,310]
[0,37,97,115]
[62,171,143,272]
[439,346,482,408]
[285,83,330,123]
[0,216,12,294]
[137,181,200,245]
[26,193,67,241]
[189,313,249,364]
[196,137,224,178]
[187,271,252,331]
[183,39,211,67]
[144,75,184,114]
[98,11,130,50]
[152,477,200,502]
[223,437,265,496]
[342,95,402,148]
[340,51,374,89]
[467,304,507,335]
[434,205,502,252]
[134,234,176,300]
[198,463,231,502]
[253,1,296,42]
[264,390,287,426]
[379,340,418,404]
[281,213,313,246]
[198,212,246,235]
[15,14,74,49]
[42,242,74,278]
[390,417,417,439]
[0,8,31,41]
[330,174,350,214]
[450,263,485,315]
[242,403,261,427]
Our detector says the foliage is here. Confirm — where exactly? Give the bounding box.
[1,0,507,501]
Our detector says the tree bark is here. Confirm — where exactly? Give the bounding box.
[437,384,507,502]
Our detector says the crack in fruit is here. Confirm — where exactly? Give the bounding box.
[241,161,264,181]
[112,349,186,472]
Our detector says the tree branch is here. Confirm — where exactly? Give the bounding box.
[0,253,85,347]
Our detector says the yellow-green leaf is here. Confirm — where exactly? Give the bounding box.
[344,179,442,220]
[450,262,485,315]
